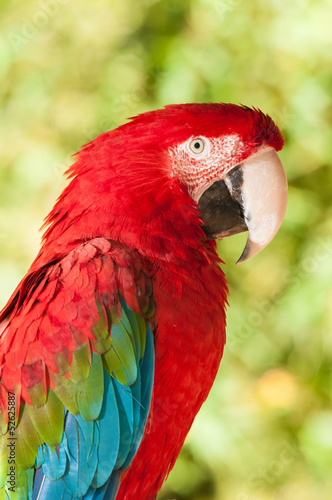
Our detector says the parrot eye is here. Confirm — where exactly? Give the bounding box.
[189,138,205,154]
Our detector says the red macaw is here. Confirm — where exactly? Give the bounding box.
[0,103,287,500]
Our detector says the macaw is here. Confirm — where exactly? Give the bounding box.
[0,103,287,500]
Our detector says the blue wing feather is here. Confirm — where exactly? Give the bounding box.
[85,471,122,500]
[122,324,154,469]
[92,372,120,488]
[112,379,134,470]
[32,469,71,500]
[38,438,68,480]
[61,414,98,497]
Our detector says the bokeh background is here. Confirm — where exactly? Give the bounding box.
[1,0,332,498]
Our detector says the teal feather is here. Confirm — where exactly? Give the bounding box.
[113,379,134,469]
[122,324,155,469]
[120,366,141,471]
[91,372,120,488]
[140,323,155,411]
[85,470,121,500]
[32,470,73,500]
[35,445,47,469]
[62,414,98,497]
[39,437,67,480]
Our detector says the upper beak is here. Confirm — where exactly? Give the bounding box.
[198,147,288,264]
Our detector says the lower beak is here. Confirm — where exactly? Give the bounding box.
[198,147,288,264]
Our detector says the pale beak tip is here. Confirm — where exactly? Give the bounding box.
[236,251,248,265]
[235,237,267,265]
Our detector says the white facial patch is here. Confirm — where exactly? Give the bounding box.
[169,134,247,202]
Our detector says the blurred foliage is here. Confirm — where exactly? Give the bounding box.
[0,0,332,498]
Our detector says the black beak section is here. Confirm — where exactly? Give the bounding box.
[197,147,288,264]
[198,167,247,240]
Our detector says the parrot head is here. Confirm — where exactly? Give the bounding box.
[42,103,287,266]
[163,104,288,263]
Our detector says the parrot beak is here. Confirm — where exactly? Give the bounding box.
[198,147,288,264]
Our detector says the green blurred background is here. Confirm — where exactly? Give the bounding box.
[0,0,332,498]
